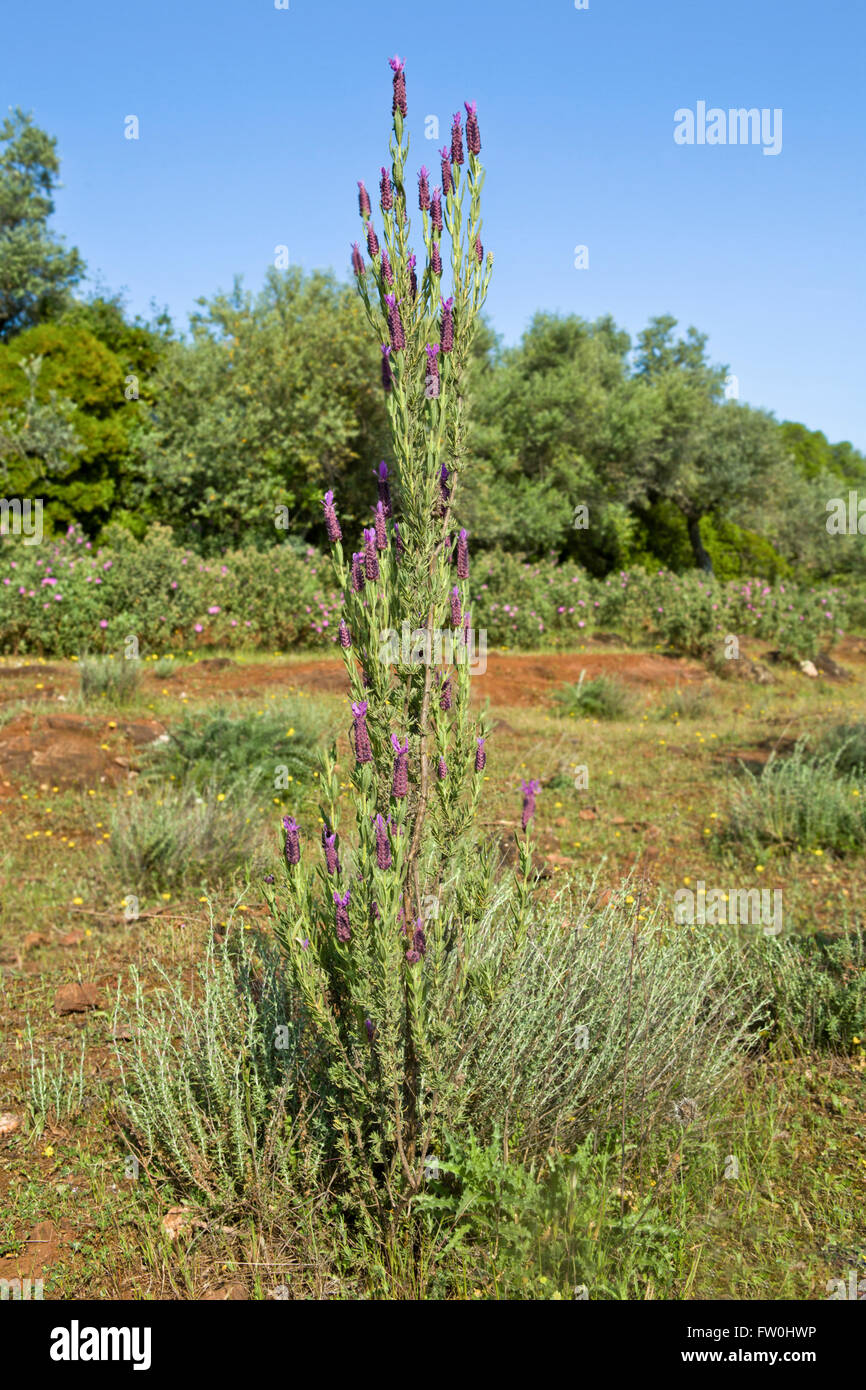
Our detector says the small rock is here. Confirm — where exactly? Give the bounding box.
[0,1112,22,1136]
[201,1281,249,1301]
[122,720,168,747]
[545,852,571,869]
[742,657,774,684]
[161,1207,203,1242]
[800,660,819,678]
[815,651,851,681]
[111,1024,138,1041]
[55,982,101,1015]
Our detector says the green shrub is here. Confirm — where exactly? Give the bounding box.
[0,524,854,660]
[0,522,342,656]
[114,930,323,1210]
[143,705,322,803]
[813,722,866,777]
[108,782,264,892]
[417,1130,679,1299]
[724,742,866,855]
[553,672,634,720]
[26,1028,87,1135]
[742,928,866,1053]
[441,880,766,1156]
[268,857,766,1207]
[655,682,713,721]
[78,653,141,704]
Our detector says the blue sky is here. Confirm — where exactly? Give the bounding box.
[4,0,865,446]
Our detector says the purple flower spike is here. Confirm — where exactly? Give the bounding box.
[457,528,469,579]
[363,527,380,580]
[384,293,406,351]
[394,521,404,559]
[437,755,447,781]
[366,223,380,258]
[350,551,365,592]
[475,236,484,263]
[406,920,427,964]
[430,241,442,276]
[381,249,394,286]
[417,166,430,211]
[282,815,300,866]
[375,501,387,550]
[333,888,352,943]
[450,585,461,627]
[475,736,486,773]
[440,296,454,352]
[521,778,540,831]
[338,617,352,649]
[439,676,452,711]
[408,252,418,299]
[323,489,342,544]
[352,700,373,764]
[461,610,471,645]
[464,101,481,155]
[374,812,392,870]
[391,734,409,799]
[380,166,393,210]
[381,343,393,392]
[451,113,464,166]
[425,343,440,397]
[439,147,452,195]
[365,1017,375,1040]
[358,181,372,220]
[324,831,340,875]
[431,188,443,233]
[351,242,365,276]
[439,463,451,514]
[390,55,407,117]
[376,459,392,516]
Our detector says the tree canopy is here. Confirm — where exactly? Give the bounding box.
[0,109,84,338]
[0,112,862,583]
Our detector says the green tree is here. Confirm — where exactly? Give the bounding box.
[627,317,786,573]
[463,313,638,568]
[58,291,173,393]
[0,354,82,491]
[0,322,137,532]
[129,267,390,551]
[0,109,84,338]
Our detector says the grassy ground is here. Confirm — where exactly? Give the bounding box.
[0,637,864,1299]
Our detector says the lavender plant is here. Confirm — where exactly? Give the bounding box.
[267,58,533,1225]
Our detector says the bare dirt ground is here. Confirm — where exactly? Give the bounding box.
[1,639,862,792]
